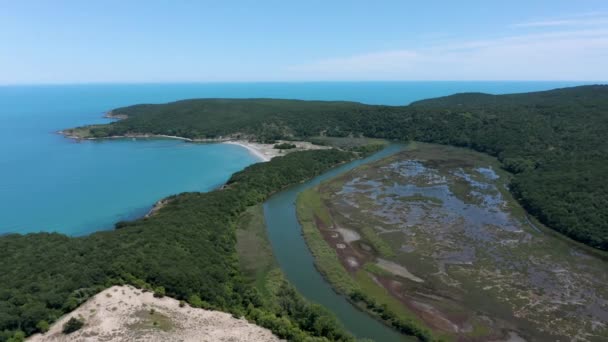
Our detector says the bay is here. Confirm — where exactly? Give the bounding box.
[0,81,592,235]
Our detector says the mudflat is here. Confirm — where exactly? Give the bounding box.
[308,143,608,341]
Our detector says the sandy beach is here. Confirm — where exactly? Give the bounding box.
[59,127,329,163]
[224,140,277,161]
[224,140,330,162]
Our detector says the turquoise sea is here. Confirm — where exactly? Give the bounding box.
[0,81,594,235]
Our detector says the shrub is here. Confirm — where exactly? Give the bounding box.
[6,331,25,342]
[36,320,50,333]
[153,286,165,298]
[274,143,296,150]
[188,294,203,308]
[62,317,84,334]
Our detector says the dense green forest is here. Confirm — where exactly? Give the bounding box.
[0,150,358,342]
[3,85,606,341]
[409,86,608,250]
[65,85,608,250]
[77,99,383,141]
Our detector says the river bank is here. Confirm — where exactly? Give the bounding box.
[263,144,415,341]
[296,184,433,341]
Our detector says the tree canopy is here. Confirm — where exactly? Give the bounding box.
[0,150,358,341]
[3,85,607,341]
[69,85,608,249]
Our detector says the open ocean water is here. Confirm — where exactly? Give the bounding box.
[0,81,594,235]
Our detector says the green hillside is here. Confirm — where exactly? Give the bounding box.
[2,85,606,341]
[68,85,608,250]
[409,86,608,249]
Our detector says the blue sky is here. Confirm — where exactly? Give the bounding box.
[1,0,607,84]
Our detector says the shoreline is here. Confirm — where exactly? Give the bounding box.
[58,108,328,163]
[57,128,329,221]
[56,131,224,143]
[103,110,128,120]
[58,130,278,162]
[223,140,275,162]
[57,129,330,164]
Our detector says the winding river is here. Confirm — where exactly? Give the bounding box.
[263,144,410,341]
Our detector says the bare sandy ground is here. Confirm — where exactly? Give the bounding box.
[376,258,424,283]
[224,140,330,162]
[28,285,281,342]
[336,226,361,244]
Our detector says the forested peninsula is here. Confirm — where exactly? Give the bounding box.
[65,85,608,250]
[1,85,607,341]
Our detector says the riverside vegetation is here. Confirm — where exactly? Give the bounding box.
[297,188,434,341]
[2,85,607,341]
[235,205,355,341]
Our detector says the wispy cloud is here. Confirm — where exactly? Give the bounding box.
[286,28,608,81]
[512,18,608,28]
[512,12,608,28]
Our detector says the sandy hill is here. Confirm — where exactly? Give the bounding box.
[27,285,281,342]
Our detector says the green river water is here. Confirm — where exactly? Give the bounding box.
[263,144,410,341]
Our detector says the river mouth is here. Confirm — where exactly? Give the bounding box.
[306,143,608,341]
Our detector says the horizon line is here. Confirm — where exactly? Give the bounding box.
[1,80,606,87]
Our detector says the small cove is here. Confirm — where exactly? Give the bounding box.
[1,82,587,236]
[0,137,259,236]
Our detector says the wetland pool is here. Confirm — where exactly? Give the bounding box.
[312,143,608,341]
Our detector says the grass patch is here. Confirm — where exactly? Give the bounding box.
[360,226,395,258]
[309,136,388,149]
[235,205,276,297]
[129,309,174,332]
[363,262,392,277]
[354,270,421,324]
[300,186,333,225]
[297,188,435,341]
[468,321,491,338]
[297,189,359,294]
[235,204,355,342]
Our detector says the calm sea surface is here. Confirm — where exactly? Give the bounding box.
[0,81,593,235]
